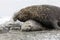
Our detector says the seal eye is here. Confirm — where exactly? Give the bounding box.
[57,22,60,27]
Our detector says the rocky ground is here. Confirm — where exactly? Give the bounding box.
[0,30,60,40]
[0,20,60,40]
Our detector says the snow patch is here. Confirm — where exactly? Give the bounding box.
[0,17,11,24]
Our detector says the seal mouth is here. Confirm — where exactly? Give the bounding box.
[21,28,31,32]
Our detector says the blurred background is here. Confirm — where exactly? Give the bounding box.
[0,0,60,24]
[0,0,60,17]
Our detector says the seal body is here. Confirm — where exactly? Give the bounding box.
[13,5,60,29]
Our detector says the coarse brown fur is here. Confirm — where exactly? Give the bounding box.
[13,5,60,30]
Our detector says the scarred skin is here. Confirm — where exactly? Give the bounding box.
[13,5,60,30]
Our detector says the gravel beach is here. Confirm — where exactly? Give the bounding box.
[0,30,60,40]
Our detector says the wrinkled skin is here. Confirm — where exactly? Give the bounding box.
[13,5,60,30]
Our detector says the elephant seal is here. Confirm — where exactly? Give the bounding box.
[13,5,60,30]
[21,20,46,31]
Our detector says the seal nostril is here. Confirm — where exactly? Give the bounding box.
[29,25,31,27]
